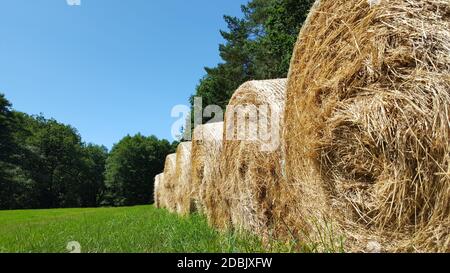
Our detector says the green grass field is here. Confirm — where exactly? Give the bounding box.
[0,205,298,253]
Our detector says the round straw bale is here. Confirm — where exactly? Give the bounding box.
[282,0,450,252]
[163,153,177,213]
[191,122,224,214]
[175,142,194,216]
[154,173,164,208]
[221,79,287,236]
[202,141,228,229]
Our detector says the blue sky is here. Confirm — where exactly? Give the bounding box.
[0,0,247,149]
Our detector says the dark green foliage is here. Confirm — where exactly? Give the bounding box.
[18,114,86,208]
[0,94,33,209]
[79,144,108,207]
[0,94,17,163]
[245,0,315,79]
[0,106,109,209]
[103,135,176,207]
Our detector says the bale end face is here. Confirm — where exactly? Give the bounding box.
[163,153,177,213]
[192,122,224,215]
[175,142,194,216]
[221,79,288,236]
[154,173,164,209]
[283,0,450,252]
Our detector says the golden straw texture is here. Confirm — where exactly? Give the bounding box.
[154,173,164,209]
[162,153,177,213]
[175,142,194,216]
[192,122,224,215]
[282,0,450,252]
[221,79,287,236]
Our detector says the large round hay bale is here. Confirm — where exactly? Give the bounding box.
[163,153,177,213]
[174,142,194,216]
[191,122,226,228]
[191,122,224,214]
[282,0,449,252]
[221,79,287,236]
[154,173,164,209]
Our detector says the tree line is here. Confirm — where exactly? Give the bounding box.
[0,94,177,210]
